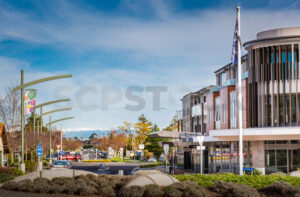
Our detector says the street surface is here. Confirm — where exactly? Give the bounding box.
[71,162,140,175]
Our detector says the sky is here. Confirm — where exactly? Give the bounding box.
[1,0,300,131]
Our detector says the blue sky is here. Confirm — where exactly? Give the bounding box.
[1,0,300,131]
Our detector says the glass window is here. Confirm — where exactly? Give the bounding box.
[208,107,212,126]
[222,103,226,123]
[215,97,220,129]
[230,91,236,129]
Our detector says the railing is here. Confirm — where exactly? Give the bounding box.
[192,104,207,117]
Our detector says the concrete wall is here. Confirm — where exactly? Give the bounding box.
[251,141,265,174]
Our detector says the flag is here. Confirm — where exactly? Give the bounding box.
[24,89,37,115]
[231,18,238,65]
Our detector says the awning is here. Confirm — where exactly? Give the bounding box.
[148,130,180,138]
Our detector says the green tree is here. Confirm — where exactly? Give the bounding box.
[89,133,97,140]
[151,123,160,132]
[134,114,152,149]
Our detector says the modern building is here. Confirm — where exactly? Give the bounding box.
[175,27,300,175]
[0,123,9,166]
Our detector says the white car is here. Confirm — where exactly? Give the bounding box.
[50,160,71,169]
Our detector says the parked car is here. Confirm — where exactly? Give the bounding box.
[148,157,157,162]
[60,153,75,160]
[74,153,82,161]
[45,153,58,160]
[50,160,71,169]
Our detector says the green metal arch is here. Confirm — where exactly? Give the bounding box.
[41,108,72,117]
[12,74,72,92]
[35,99,70,109]
[45,116,74,127]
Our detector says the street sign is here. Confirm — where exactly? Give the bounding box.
[163,144,169,156]
[243,167,254,172]
[37,144,43,157]
[197,146,206,150]
[139,144,144,150]
[197,136,204,145]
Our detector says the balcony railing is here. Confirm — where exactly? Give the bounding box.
[192,104,207,117]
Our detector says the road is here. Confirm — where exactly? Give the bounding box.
[71,162,140,175]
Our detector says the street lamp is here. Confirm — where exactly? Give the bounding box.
[12,69,72,172]
[45,116,74,161]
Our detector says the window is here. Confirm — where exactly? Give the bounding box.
[215,97,220,129]
[222,103,226,123]
[208,107,212,126]
[230,91,236,129]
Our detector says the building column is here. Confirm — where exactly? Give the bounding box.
[251,141,265,174]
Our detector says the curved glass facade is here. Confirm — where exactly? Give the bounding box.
[247,44,300,127]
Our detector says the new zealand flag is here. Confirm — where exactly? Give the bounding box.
[231,19,238,65]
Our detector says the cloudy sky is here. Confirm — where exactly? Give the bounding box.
[1,0,300,130]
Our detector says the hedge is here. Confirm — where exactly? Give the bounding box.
[175,173,300,188]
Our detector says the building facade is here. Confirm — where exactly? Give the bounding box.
[176,27,300,174]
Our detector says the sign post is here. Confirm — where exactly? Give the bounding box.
[197,136,205,175]
[37,143,43,171]
[163,144,169,173]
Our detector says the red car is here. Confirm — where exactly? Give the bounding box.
[60,153,75,160]
[74,153,82,161]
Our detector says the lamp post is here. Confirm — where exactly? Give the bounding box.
[45,116,74,162]
[12,70,72,172]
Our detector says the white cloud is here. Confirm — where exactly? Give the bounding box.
[2,1,300,129]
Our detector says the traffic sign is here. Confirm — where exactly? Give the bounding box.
[163,144,169,156]
[37,144,43,157]
[243,167,254,172]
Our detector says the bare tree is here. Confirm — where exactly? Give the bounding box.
[0,84,21,132]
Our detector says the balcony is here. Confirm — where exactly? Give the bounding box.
[242,71,248,79]
[210,85,221,93]
[223,79,237,87]
[192,104,207,117]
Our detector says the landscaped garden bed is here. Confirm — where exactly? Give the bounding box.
[0,166,24,184]
[2,173,300,196]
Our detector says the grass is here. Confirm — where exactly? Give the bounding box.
[139,162,163,168]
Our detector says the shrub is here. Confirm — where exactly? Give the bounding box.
[24,160,37,172]
[212,180,259,197]
[16,179,35,192]
[77,184,97,195]
[163,185,183,197]
[2,181,18,190]
[259,180,300,196]
[14,167,24,176]
[119,186,145,197]
[43,160,50,167]
[33,177,52,193]
[0,173,16,184]
[175,173,300,188]
[0,167,14,174]
[140,163,163,168]
[143,184,163,197]
[163,181,206,197]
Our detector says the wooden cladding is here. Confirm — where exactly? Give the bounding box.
[248,44,300,127]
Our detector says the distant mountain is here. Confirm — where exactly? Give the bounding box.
[62,128,119,139]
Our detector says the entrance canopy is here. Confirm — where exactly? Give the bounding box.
[208,126,300,142]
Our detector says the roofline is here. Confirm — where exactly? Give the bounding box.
[243,35,300,48]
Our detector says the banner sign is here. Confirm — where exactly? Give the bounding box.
[24,89,37,115]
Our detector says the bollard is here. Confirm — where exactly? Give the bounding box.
[39,171,42,178]
[73,170,75,177]
[118,170,124,176]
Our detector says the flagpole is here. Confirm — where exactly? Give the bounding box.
[237,6,244,176]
